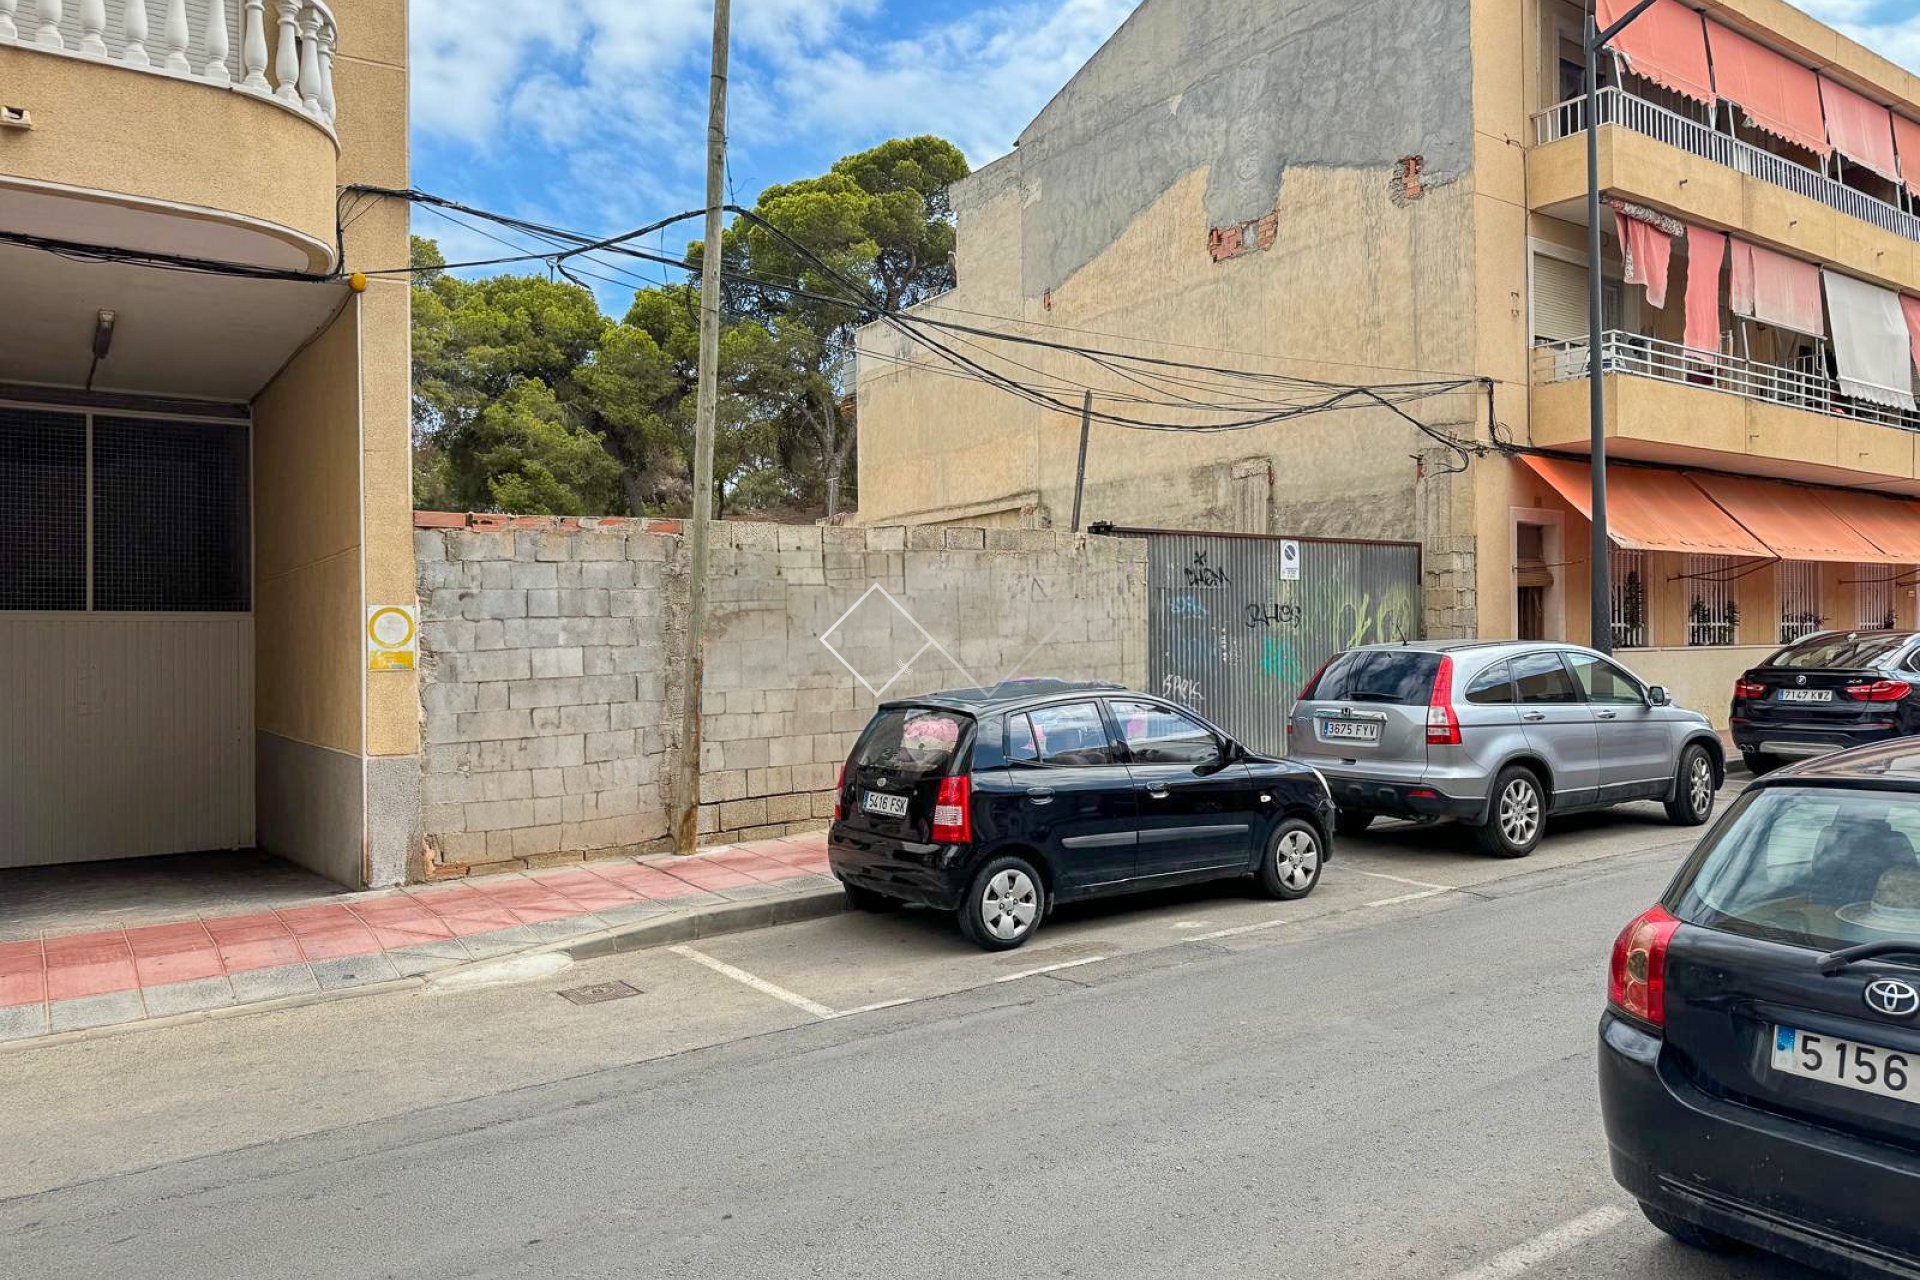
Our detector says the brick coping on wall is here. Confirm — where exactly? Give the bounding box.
[415,511,687,534]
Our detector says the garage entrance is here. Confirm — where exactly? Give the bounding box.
[0,400,254,868]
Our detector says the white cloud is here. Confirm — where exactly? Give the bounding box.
[1793,2,1920,77]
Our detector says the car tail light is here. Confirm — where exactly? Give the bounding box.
[1609,904,1681,1029]
[1846,679,1912,702]
[1299,654,1338,701]
[831,765,845,822]
[1426,655,1461,746]
[931,775,971,844]
[1733,679,1767,700]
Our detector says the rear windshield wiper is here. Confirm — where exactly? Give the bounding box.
[1818,940,1920,976]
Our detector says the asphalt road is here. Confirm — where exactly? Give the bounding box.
[0,797,1829,1279]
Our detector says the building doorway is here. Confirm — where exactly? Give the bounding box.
[1511,511,1565,641]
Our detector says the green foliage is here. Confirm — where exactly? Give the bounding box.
[409,135,968,519]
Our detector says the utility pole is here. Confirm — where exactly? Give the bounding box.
[1584,0,1656,655]
[673,0,731,855]
[1070,391,1093,533]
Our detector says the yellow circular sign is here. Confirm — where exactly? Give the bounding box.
[368,606,415,649]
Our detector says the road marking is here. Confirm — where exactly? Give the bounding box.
[993,955,1109,983]
[1189,917,1291,940]
[1355,869,1453,892]
[831,997,915,1018]
[1443,1206,1631,1280]
[667,944,838,1019]
[1365,887,1452,908]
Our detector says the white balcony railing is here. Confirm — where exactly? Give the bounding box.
[0,0,337,130]
[1532,329,1920,434]
[1534,86,1920,245]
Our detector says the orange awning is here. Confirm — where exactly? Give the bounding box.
[1687,472,1897,563]
[1599,0,1714,105]
[1518,456,1772,558]
[1821,488,1920,561]
[1707,20,1829,158]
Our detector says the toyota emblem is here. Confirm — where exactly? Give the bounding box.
[1864,978,1920,1019]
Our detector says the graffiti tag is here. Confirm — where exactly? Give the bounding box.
[1183,551,1231,588]
[1160,673,1206,709]
[1243,602,1303,629]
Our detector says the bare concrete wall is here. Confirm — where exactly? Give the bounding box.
[854,0,1487,636]
[414,516,1149,876]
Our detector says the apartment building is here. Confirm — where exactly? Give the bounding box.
[0,0,417,885]
[853,0,1920,721]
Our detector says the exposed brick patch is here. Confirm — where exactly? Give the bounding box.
[1390,155,1426,204]
[1207,211,1279,263]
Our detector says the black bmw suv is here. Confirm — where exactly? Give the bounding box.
[828,679,1335,950]
[1731,630,1920,772]
[1601,739,1920,1275]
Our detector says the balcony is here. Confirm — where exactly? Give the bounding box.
[1530,330,1920,492]
[1534,86,1920,245]
[0,0,341,273]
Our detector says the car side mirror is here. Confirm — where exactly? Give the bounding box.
[1647,685,1672,707]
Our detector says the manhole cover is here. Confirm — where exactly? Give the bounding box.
[993,941,1115,968]
[557,980,642,1005]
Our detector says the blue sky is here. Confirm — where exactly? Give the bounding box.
[408,0,1920,310]
[407,0,1140,306]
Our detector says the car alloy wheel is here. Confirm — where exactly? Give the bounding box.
[1689,754,1714,818]
[1499,778,1540,847]
[980,869,1038,942]
[1275,828,1319,893]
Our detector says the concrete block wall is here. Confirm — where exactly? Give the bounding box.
[414,514,1149,875]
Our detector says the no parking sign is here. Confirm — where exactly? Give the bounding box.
[367,605,418,672]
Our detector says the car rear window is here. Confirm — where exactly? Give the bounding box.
[853,708,970,778]
[1309,650,1442,704]
[1769,635,1912,670]
[1670,786,1920,952]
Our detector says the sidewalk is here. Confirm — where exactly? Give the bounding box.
[0,833,838,1044]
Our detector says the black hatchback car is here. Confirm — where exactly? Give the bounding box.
[1731,630,1920,772]
[828,679,1335,950]
[1601,740,1920,1275]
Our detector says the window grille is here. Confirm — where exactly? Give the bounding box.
[1685,555,1739,646]
[0,409,87,611]
[1856,566,1898,631]
[1610,549,1648,649]
[1777,561,1823,643]
[0,408,248,614]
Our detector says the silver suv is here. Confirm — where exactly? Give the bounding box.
[1286,641,1724,857]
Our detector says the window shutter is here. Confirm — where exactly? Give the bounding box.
[1532,254,1591,343]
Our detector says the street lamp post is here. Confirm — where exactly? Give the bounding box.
[1585,0,1657,656]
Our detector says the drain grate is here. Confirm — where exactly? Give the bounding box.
[557,980,642,1005]
[993,940,1115,968]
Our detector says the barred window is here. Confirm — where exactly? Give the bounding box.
[0,409,86,610]
[1610,549,1648,649]
[1685,555,1739,647]
[1856,566,1898,632]
[1777,561,1823,644]
[0,408,248,614]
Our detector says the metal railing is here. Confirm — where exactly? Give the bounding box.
[1531,330,1920,433]
[1534,87,1920,244]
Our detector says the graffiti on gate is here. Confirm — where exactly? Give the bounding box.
[1183,551,1231,588]
[1160,673,1206,709]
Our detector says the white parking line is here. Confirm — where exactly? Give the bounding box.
[993,955,1109,983]
[1189,917,1291,941]
[1442,1206,1632,1280]
[1355,869,1454,892]
[668,944,838,1019]
[1365,887,1452,908]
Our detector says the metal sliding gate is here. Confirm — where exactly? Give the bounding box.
[1137,531,1422,756]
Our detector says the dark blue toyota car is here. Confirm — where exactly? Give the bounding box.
[828,679,1335,950]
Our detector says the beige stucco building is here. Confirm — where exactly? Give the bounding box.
[856,0,1920,724]
[0,0,418,885]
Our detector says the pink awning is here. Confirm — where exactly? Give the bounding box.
[1600,0,1714,105]
[1615,209,1672,309]
[1707,21,1829,157]
[1820,76,1900,182]
[1685,227,1726,353]
[1896,114,1920,197]
[1730,240,1825,338]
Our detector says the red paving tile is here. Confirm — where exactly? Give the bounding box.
[0,941,46,1009]
[504,899,598,926]
[216,936,307,974]
[277,904,364,933]
[125,924,224,986]
[203,913,295,944]
[44,933,139,1001]
[292,926,384,962]
[422,904,523,934]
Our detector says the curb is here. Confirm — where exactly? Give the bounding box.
[2,882,848,1054]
